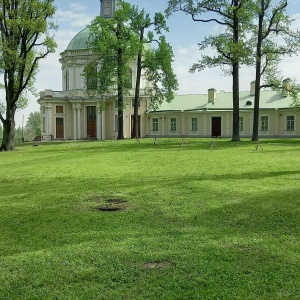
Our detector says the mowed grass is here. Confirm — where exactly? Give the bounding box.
[0,138,300,299]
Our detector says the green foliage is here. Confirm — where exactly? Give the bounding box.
[252,0,300,89]
[250,0,300,141]
[24,111,41,140]
[86,1,137,97]
[166,0,253,74]
[1,139,300,298]
[128,3,178,110]
[0,0,57,150]
[143,37,178,110]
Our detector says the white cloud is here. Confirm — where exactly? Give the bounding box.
[56,9,95,28]
[70,3,87,12]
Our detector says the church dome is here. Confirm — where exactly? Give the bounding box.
[66,27,91,51]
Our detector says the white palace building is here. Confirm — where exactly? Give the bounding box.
[38,0,300,140]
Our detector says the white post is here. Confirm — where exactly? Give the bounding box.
[96,104,101,140]
[181,112,185,136]
[77,105,82,139]
[102,110,106,140]
[47,105,52,136]
[161,114,165,136]
[72,104,77,139]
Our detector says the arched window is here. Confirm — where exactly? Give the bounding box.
[86,66,97,90]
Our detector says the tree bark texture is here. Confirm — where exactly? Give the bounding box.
[231,0,240,142]
[1,106,16,151]
[252,9,264,142]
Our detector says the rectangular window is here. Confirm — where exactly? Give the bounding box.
[260,116,269,131]
[152,118,159,131]
[56,105,63,114]
[239,116,244,131]
[191,117,198,131]
[131,98,140,108]
[287,116,295,131]
[170,118,177,131]
[42,117,45,132]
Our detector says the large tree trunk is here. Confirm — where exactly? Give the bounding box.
[232,61,240,142]
[133,52,143,139]
[231,0,240,142]
[116,37,124,140]
[251,10,263,142]
[132,27,144,139]
[0,107,16,151]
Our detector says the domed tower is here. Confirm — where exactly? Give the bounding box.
[60,0,118,92]
[38,0,149,141]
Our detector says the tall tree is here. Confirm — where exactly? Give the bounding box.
[24,111,41,140]
[129,7,178,139]
[0,0,57,151]
[86,1,138,140]
[251,0,300,141]
[166,0,252,142]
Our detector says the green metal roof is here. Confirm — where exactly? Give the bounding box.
[66,26,152,52]
[152,90,293,112]
[66,27,90,51]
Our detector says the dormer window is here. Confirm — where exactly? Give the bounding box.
[246,100,252,106]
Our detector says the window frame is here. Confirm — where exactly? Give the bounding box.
[170,117,177,131]
[152,118,159,131]
[239,116,244,131]
[286,115,295,131]
[56,105,64,114]
[191,117,198,131]
[260,116,269,131]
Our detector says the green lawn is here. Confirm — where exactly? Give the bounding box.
[0,138,299,299]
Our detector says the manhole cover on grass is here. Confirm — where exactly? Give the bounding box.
[96,198,127,212]
[143,260,175,270]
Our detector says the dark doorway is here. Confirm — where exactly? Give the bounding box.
[56,118,64,139]
[211,117,221,137]
[87,106,97,138]
[131,115,141,138]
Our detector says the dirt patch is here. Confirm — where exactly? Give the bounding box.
[95,198,127,212]
[143,260,175,270]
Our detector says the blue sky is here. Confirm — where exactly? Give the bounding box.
[14,0,300,126]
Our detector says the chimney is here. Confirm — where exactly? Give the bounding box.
[282,78,291,97]
[250,80,256,96]
[208,88,217,103]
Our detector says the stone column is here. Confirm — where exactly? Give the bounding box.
[77,105,82,139]
[161,114,165,136]
[102,110,106,140]
[69,64,74,90]
[72,104,77,139]
[96,104,101,140]
[203,113,207,136]
[226,113,230,136]
[45,105,52,136]
[181,112,185,136]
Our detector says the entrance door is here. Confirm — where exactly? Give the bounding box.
[87,106,97,138]
[56,118,64,139]
[131,115,141,138]
[211,117,221,137]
